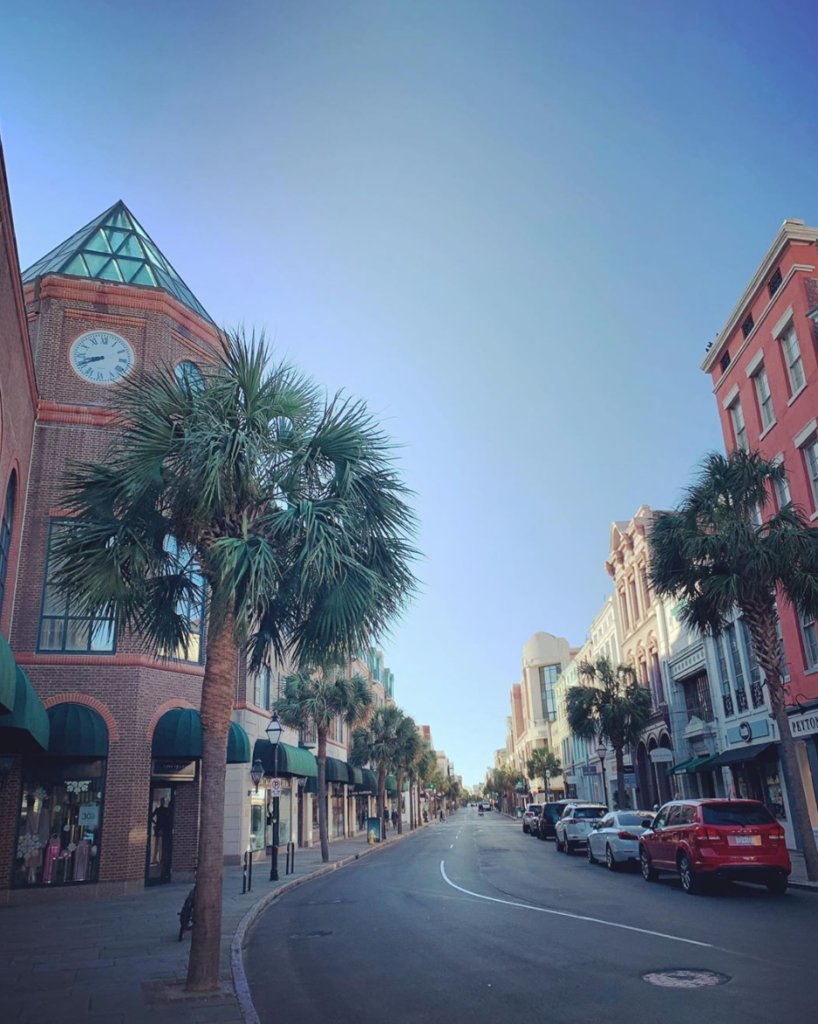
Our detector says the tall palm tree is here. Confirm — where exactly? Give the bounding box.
[526,748,562,799]
[566,657,653,810]
[275,666,372,862]
[350,704,402,823]
[50,331,417,990]
[413,743,436,824]
[650,448,818,880]
[392,714,420,834]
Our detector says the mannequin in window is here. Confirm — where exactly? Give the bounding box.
[151,798,171,865]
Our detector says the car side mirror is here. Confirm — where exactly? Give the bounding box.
[641,818,654,829]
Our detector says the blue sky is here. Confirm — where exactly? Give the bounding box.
[3,1,818,784]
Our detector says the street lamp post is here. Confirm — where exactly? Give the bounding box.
[596,740,608,806]
[544,768,551,803]
[266,712,283,881]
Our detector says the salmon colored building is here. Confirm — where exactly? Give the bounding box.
[701,218,818,847]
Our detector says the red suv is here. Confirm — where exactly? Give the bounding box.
[639,799,790,895]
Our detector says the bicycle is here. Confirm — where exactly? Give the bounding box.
[178,865,197,941]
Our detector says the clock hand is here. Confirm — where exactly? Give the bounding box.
[79,355,106,364]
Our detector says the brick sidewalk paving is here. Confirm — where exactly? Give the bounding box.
[0,828,421,1024]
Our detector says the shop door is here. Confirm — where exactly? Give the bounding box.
[145,785,174,885]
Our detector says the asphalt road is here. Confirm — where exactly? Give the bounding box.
[245,807,818,1024]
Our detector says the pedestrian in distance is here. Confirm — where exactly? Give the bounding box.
[439,808,444,823]
[391,809,398,830]
[383,807,390,833]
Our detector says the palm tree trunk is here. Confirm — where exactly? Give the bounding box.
[396,771,404,834]
[614,745,627,811]
[317,727,330,863]
[186,613,235,992]
[744,602,818,881]
[377,764,387,832]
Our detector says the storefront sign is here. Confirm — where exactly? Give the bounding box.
[650,749,673,763]
[739,722,753,742]
[790,708,818,739]
[78,804,100,828]
[581,765,599,776]
[151,759,196,781]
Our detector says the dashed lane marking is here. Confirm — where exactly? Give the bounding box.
[439,861,716,950]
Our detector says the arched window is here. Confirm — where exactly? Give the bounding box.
[0,472,17,620]
[174,361,205,392]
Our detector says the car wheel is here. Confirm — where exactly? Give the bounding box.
[766,875,788,896]
[587,842,596,864]
[606,845,618,872]
[678,853,703,895]
[565,840,574,855]
[640,847,658,882]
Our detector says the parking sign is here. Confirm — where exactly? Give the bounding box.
[270,778,282,797]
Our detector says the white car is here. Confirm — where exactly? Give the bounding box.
[586,810,656,871]
[522,803,542,834]
[554,803,607,854]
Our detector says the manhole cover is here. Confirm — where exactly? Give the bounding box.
[643,970,730,989]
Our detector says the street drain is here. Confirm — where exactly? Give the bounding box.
[642,970,730,989]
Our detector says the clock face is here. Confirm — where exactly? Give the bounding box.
[69,331,135,385]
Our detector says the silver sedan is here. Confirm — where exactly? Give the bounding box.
[586,810,655,871]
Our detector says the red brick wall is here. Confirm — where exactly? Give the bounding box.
[171,776,200,879]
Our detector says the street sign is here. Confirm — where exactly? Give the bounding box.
[581,765,599,776]
[270,778,282,797]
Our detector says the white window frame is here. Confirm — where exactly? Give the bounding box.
[752,362,775,432]
[729,399,748,452]
[780,323,806,397]
[801,610,818,671]
[772,454,791,509]
[802,435,818,511]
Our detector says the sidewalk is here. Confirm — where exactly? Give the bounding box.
[0,828,421,1024]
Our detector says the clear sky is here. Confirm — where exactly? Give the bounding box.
[3,1,818,785]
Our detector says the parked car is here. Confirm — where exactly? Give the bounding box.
[639,799,791,895]
[555,803,608,853]
[586,810,655,870]
[522,803,542,834]
[535,801,570,840]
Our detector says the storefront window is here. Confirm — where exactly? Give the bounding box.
[764,765,786,820]
[266,786,292,846]
[14,758,106,886]
[331,783,345,838]
[250,797,266,851]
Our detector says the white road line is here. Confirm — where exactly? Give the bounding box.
[439,861,714,949]
[450,844,454,849]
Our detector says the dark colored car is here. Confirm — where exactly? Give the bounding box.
[535,801,570,841]
[639,799,791,895]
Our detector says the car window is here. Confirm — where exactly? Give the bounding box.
[702,803,775,826]
[560,806,574,819]
[665,806,683,826]
[528,805,542,814]
[544,806,560,821]
[575,807,606,819]
[653,806,670,829]
[599,815,614,828]
[617,813,649,826]
[679,805,697,825]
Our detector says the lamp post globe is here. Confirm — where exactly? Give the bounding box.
[250,758,264,793]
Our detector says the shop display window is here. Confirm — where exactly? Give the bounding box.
[14,758,106,887]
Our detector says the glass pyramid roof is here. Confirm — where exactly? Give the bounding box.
[21,200,212,323]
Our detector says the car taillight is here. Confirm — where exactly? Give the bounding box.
[768,827,785,841]
[617,831,639,840]
[567,818,578,825]
[693,826,724,842]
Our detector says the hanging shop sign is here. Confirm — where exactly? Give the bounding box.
[78,804,100,828]
[790,707,818,739]
[650,749,674,763]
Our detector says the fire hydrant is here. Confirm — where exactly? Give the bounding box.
[368,830,375,845]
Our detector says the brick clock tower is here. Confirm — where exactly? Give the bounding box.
[2,202,240,896]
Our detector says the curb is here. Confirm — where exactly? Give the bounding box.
[231,826,426,1024]
[787,880,818,894]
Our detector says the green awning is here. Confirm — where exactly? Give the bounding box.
[152,708,201,760]
[356,769,378,793]
[325,756,349,783]
[706,742,777,768]
[667,754,715,776]
[48,701,108,757]
[253,738,318,778]
[227,721,251,764]
[0,668,49,750]
[0,632,15,715]
[386,774,398,794]
[348,765,363,786]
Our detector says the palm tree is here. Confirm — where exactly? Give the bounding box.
[392,714,420,834]
[566,657,653,810]
[350,704,402,824]
[650,449,818,880]
[526,748,562,799]
[274,666,371,862]
[50,331,417,990]
[413,743,436,824]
